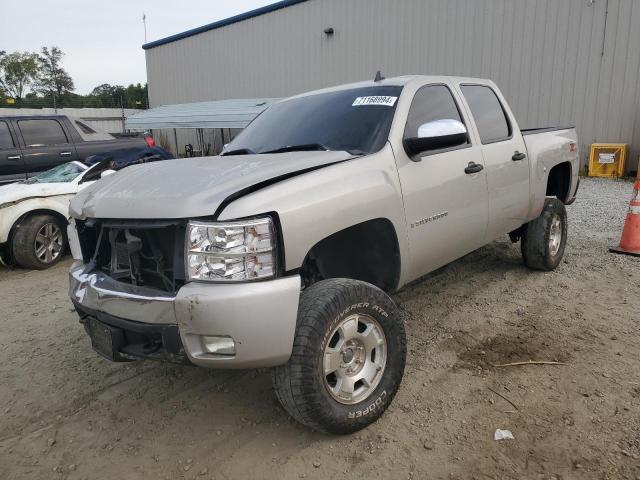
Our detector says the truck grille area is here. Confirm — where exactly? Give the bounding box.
[76,219,186,293]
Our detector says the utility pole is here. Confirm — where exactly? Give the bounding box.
[142,13,147,43]
[120,96,126,133]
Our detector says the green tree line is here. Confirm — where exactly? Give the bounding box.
[0,46,148,109]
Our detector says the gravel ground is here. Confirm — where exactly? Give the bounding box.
[0,177,638,480]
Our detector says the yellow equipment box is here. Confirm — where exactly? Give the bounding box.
[588,143,627,178]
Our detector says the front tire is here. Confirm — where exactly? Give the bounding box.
[521,198,567,271]
[11,214,67,270]
[272,279,406,434]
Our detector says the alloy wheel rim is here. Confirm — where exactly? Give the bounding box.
[322,314,387,405]
[34,223,63,263]
[549,214,563,257]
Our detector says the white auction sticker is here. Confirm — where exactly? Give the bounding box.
[598,152,615,164]
[352,96,398,107]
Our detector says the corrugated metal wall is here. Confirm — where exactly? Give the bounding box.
[145,0,640,172]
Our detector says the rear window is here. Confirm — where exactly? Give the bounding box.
[0,121,14,149]
[75,120,96,134]
[460,85,511,144]
[69,117,114,141]
[18,119,68,146]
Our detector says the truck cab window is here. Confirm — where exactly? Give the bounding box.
[460,85,511,144]
[18,119,68,146]
[0,121,14,149]
[404,85,468,141]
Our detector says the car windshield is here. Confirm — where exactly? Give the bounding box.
[25,162,86,184]
[223,86,403,156]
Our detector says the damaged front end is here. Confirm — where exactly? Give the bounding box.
[71,218,188,363]
[77,218,186,294]
[69,215,302,369]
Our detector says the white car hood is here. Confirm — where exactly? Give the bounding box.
[0,181,79,209]
[70,151,355,219]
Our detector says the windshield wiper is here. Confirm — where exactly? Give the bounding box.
[221,148,256,156]
[345,148,367,156]
[261,143,329,154]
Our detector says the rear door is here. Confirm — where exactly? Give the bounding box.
[395,83,489,280]
[0,120,26,184]
[458,84,529,241]
[16,118,79,176]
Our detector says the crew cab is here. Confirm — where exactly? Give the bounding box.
[0,115,155,184]
[67,75,579,434]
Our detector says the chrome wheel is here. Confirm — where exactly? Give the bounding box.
[34,223,63,264]
[323,314,387,405]
[549,214,562,257]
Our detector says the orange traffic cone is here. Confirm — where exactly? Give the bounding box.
[610,176,640,257]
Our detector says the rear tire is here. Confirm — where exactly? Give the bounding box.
[272,279,406,434]
[521,198,567,271]
[11,214,67,270]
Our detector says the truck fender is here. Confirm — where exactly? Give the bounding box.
[217,145,410,287]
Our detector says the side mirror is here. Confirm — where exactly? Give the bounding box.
[404,119,468,158]
[100,169,116,178]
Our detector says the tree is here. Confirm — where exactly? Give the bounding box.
[91,83,119,97]
[88,82,148,108]
[124,83,148,108]
[89,83,124,107]
[0,51,39,101]
[34,46,74,100]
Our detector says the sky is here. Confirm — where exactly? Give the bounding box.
[1,0,274,94]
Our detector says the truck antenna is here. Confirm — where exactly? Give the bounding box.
[374,70,385,82]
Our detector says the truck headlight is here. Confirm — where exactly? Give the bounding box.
[186,218,276,282]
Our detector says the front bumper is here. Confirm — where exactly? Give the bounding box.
[69,262,301,369]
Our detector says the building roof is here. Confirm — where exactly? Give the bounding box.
[142,0,309,50]
[125,98,280,130]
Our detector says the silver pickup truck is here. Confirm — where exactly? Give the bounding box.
[67,75,579,434]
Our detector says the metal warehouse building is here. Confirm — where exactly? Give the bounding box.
[143,0,640,172]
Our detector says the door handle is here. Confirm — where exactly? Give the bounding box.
[7,155,21,161]
[512,151,527,161]
[60,151,72,157]
[465,162,484,174]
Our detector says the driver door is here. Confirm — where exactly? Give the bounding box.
[394,84,489,281]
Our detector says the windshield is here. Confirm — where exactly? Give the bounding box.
[25,162,86,184]
[223,86,403,156]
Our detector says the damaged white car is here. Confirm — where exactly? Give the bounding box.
[0,161,105,269]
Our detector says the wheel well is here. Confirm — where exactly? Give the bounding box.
[9,209,68,245]
[546,162,572,203]
[299,218,401,292]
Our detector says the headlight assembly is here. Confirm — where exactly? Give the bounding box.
[186,217,276,282]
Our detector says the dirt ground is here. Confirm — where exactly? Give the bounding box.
[0,177,638,480]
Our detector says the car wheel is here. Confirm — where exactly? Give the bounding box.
[12,214,67,270]
[272,278,406,434]
[521,197,568,271]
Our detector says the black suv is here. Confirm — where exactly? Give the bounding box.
[0,115,154,184]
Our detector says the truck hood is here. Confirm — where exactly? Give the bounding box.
[70,151,355,219]
[0,181,79,209]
